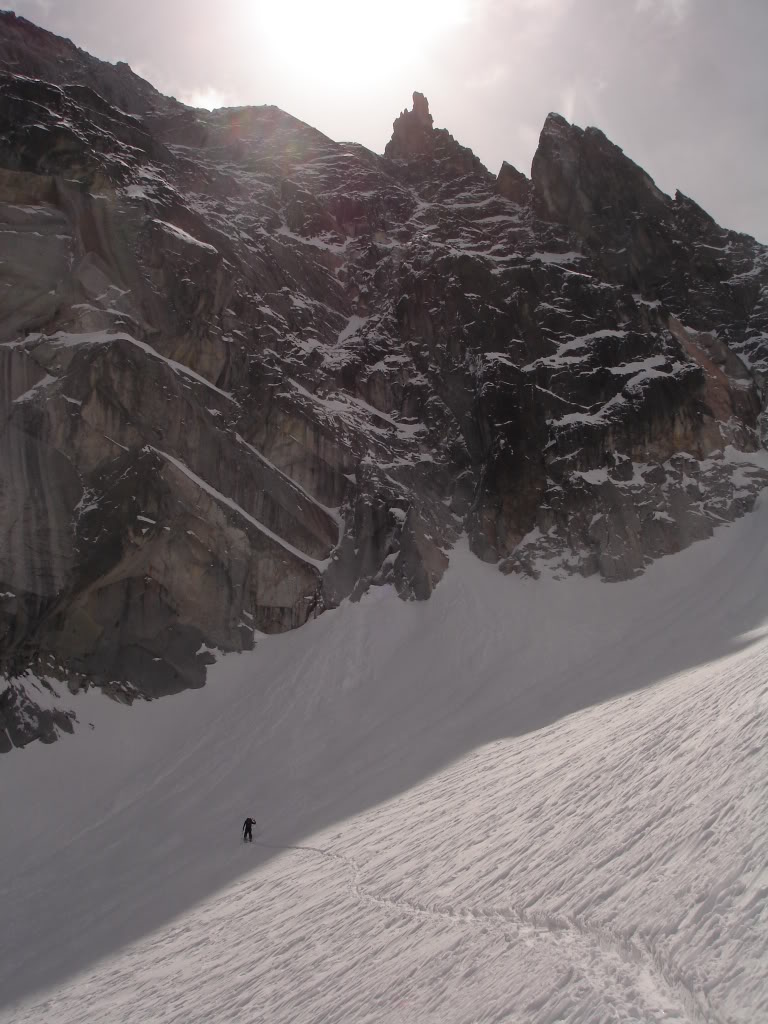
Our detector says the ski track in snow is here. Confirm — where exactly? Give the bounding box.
[3,502,768,1023]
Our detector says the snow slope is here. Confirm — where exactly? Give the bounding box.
[2,501,768,1023]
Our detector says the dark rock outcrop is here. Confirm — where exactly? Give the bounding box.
[386,91,434,158]
[1,12,767,747]
[385,91,490,180]
[496,160,530,204]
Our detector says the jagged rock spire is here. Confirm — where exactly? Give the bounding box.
[384,91,490,179]
[410,91,433,128]
[531,111,667,235]
[385,91,434,159]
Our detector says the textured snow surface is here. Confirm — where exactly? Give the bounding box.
[3,502,768,1023]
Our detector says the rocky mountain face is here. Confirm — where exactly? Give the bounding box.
[2,13,768,750]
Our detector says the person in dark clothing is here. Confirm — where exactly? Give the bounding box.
[242,817,257,842]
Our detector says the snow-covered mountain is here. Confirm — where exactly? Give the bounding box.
[2,16,768,1022]
[1,8,768,751]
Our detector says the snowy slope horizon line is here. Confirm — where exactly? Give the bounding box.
[2,11,768,748]
[2,490,768,1020]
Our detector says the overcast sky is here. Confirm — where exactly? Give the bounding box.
[13,0,768,242]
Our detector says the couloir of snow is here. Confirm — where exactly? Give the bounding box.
[2,499,768,1023]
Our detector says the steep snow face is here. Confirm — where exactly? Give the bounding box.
[2,502,768,1022]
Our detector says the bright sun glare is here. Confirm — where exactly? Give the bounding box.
[253,0,469,86]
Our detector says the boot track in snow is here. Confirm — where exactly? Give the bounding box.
[255,838,724,1024]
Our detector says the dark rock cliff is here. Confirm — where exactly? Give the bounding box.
[1,13,767,748]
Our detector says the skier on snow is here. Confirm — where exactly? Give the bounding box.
[242,817,257,842]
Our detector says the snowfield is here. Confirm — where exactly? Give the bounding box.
[2,500,768,1023]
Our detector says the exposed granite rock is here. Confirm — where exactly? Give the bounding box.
[393,508,450,600]
[496,161,530,205]
[532,113,668,244]
[1,12,768,747]
[385,91,490,181]
[0,677,75,747]
[386,91,434,158]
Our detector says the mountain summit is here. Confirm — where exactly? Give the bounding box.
[1,12,767,749]
[385,90,489,177]
[386,91,434,157]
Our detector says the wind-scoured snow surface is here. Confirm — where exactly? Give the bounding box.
[3,504,768,1023]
